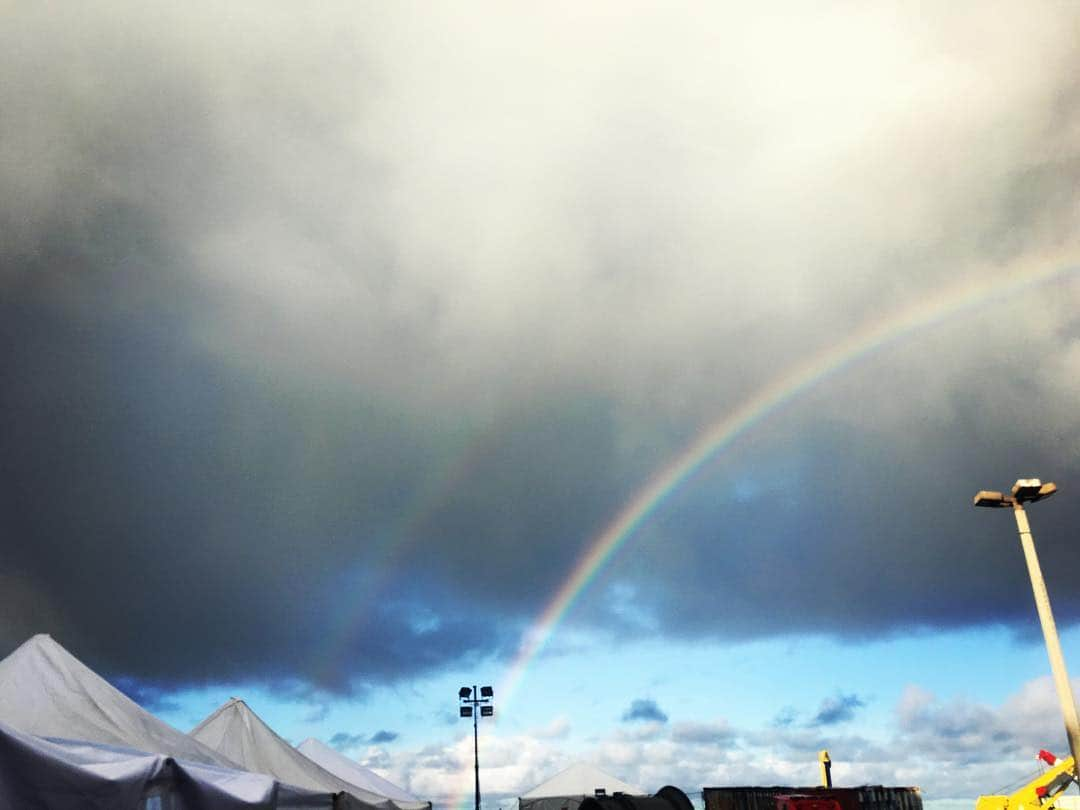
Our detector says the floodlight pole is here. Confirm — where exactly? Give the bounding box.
[458,685,493,810]
[1011,502,1080,768]
[473,685,480,810]
[974,479,1080,770]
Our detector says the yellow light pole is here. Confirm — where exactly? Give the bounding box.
[973,479,1080,769]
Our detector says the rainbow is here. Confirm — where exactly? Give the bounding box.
[314,423,508,686]
[494,250,1079,710]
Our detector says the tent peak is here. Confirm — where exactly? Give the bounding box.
[8,634,93,673]
[190,697,258,737]
[192,698,410,806]
[11,634,81,665]
[0,633,235,768]
[520,761,645,799]
[19,633,59,652]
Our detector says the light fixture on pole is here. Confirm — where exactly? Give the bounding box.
[458,685,494,810]
[973,478,1079,770]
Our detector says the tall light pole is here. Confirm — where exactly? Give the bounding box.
[973,478,1080,769]
[459,685,493,810]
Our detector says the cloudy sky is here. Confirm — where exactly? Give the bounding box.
[3,1,1080,808]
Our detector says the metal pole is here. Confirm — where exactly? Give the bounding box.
[473,684,481,810]
[1013,503,1080,767]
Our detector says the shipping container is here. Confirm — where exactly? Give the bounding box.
[704,786,922,810]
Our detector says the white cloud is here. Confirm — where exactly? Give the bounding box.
[376,675,1080,807]
[670,721,736,746]
[534,716,573,741]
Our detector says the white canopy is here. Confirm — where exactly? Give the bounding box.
[0,634,233,768]
[298,737,430,810]
[0,718,333,810]
[191,698,399,810]
[520,763,645,810]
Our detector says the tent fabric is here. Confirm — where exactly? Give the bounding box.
[297,737,431,810]
[0,634,235,769]
[191,698,397,810]
[519,763,645,810]
[0,718,333,810]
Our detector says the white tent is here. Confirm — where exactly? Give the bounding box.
[0,718,337,810]
[519,763,645,810]
[298,737,430,810]
[0,634,233,768]
[191,698,399,810]
[0,635,337,809]
[0,719,334,810]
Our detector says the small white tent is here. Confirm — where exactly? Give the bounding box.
[519,763,645,810]
[191,698,399,810]
[298,737,431,810]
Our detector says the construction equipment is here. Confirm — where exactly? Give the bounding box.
[975,750,1077,810]
[819,751,833,789]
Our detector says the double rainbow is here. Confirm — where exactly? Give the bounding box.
[495,250,1079,709]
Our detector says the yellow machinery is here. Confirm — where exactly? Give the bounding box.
[819,750,832,789]
[976,750,1077,810]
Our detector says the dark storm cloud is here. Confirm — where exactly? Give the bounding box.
[811,694,865,727]
[0,271,527,688]
[2,0,1080,697]
[621,699,668,724]
[597,387,1080,645]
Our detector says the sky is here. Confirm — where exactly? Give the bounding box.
[2,1,1080,808]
